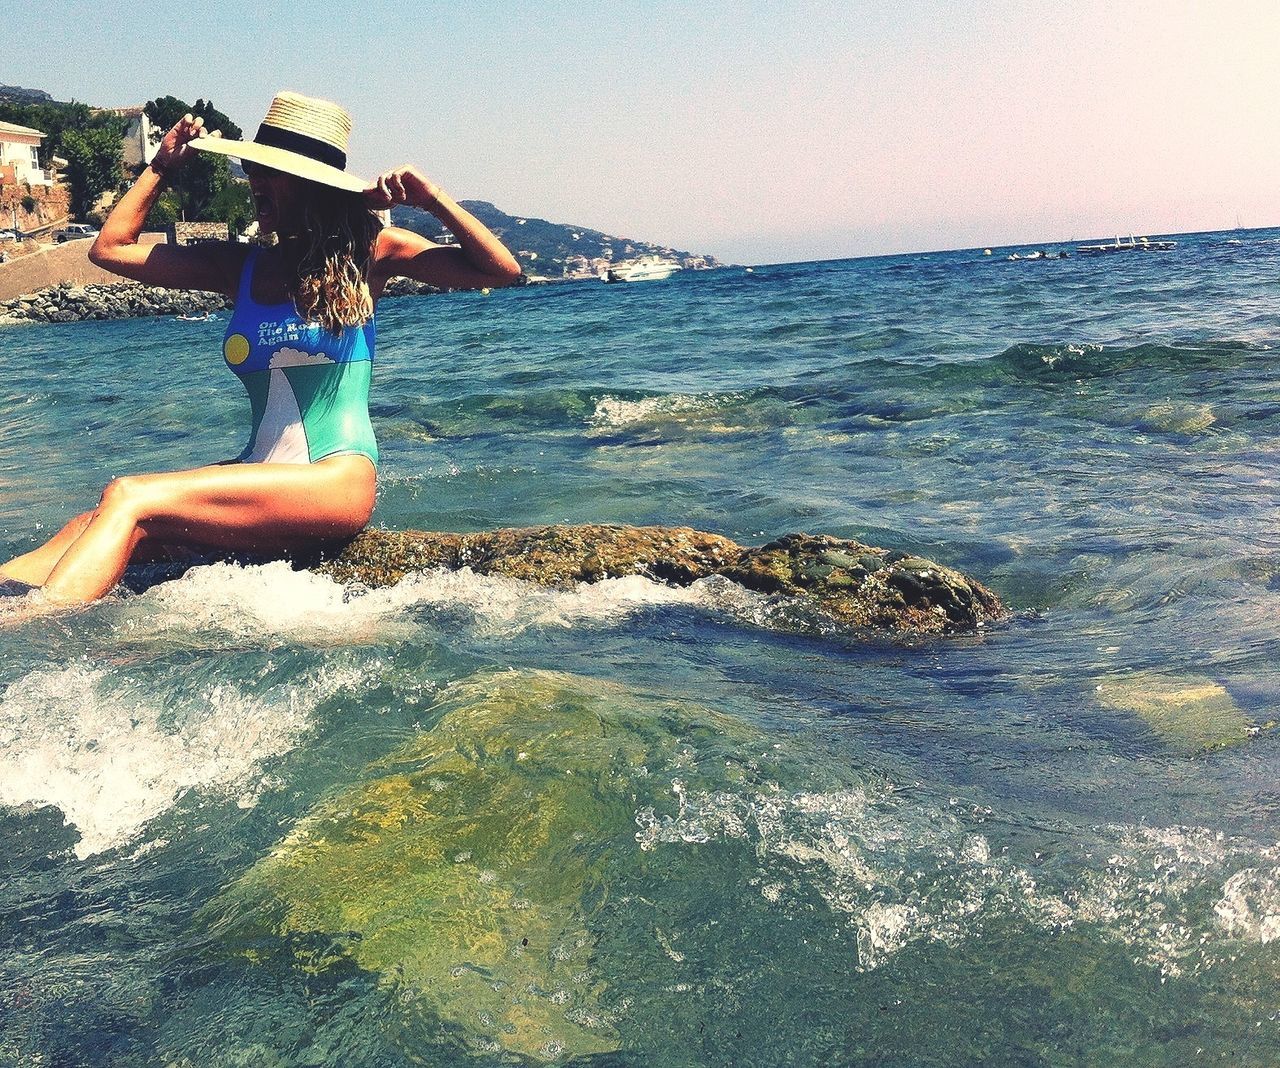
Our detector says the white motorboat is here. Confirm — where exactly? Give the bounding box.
[602,256,683,283]
[1077,235,1177,255]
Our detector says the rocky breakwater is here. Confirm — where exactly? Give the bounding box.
[0,281,230,324]
[0,276,444,325]
[312,525,1005,636]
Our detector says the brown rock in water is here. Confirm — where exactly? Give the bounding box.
[310,525,1003,636]
[724,533,1003,634]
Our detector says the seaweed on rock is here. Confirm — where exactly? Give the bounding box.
[307,524,1004,637]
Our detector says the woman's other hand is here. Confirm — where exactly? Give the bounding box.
[154,114,222,173]
[363,166,441,213]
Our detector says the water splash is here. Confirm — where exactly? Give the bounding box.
[635,778,1280,976]
[120,561,772,642]
[0,659,361,858]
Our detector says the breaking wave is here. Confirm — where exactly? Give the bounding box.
[117,560,773,643]
[635,779,1280,975]
[0,660,362,858]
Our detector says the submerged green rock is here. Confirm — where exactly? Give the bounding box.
[308,524,1004,637]
[198,671,1280,1064]
[206,670,790,1062]
[1094,671,1268,752]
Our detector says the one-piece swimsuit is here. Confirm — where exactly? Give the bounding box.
[221,246,378,467]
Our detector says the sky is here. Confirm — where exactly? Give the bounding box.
[6,0,1278,263]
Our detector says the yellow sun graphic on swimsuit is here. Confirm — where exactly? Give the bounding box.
[224,333,250,366]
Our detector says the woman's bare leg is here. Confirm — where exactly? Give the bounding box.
[1,512,95,585]
[1,513,220,588]
[41,455,375,604]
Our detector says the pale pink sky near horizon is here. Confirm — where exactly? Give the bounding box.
[6,1,1278,263]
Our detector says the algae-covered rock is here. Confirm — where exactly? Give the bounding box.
[723,533,1003,634]
[316,524,739,590]
[205,670,780,1061]
[310,525,1003,637]
[1137,401,1217,436]
[1095,672,1269,753]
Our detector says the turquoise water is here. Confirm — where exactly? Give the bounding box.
[2,231,1280,1065]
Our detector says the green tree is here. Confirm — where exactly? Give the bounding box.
[143,190,182,231]
[144,96,245,223]
[208,181,254,236]
[62,126,123,218]
[0,99,123,183]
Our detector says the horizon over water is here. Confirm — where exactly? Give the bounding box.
[2,227,1280,1064]
[754,222,1274,268]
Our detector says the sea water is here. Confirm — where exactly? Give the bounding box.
[2,231,1279,1065]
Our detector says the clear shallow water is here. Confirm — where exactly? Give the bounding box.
[2,231,1280,1064]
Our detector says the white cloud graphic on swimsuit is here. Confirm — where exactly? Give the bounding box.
[268,346,335,369]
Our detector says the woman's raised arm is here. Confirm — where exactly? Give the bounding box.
[89,115,244,298]
[366,166,522,293]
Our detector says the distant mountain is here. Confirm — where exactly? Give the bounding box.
[390,201,721,278]
[0,85,58,106]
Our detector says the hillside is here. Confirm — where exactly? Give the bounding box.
[0,85,58,106]
[391,201,721,279]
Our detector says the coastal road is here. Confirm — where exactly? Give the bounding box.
[0,233,167,302]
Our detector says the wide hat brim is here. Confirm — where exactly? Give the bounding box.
[190,137,368,194]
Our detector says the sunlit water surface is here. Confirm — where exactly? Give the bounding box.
[2,231,1280,1065]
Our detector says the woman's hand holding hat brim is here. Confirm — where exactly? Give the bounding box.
[155,114,222,173]
[363,166,442,212]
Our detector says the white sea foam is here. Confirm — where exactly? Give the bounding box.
[1214,867,1280,944]
[589,392,745,431]
[385,569,764,636]
[0,660,360,858]
[120,561,421,644]
[635,778,1280,975]
[118,561,767,643]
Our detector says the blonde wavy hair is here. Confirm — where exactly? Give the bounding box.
[284,180,383,335]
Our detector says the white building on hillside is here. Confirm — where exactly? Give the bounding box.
[0,120,51,186]
[96,106,158,168]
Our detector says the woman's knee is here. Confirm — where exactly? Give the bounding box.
[63,510,95,535]
[98,475,153,520]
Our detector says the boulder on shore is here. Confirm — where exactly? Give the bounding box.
[308,524,1004,636]
[0,277,442,325]
[0,280,229,324]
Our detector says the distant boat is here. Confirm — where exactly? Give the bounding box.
[1006,249,1068,261]
[1077,235,1176,255]
[602,257,682,283]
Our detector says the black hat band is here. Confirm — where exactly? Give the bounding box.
[254,123,347,170]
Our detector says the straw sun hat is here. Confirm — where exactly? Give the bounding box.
[190,91,368,193]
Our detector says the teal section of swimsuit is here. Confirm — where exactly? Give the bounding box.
[236,371,271,461]
[234,363,378,465]
[285,361,379,464]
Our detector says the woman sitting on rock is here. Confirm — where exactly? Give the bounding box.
[0,91,520,602]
